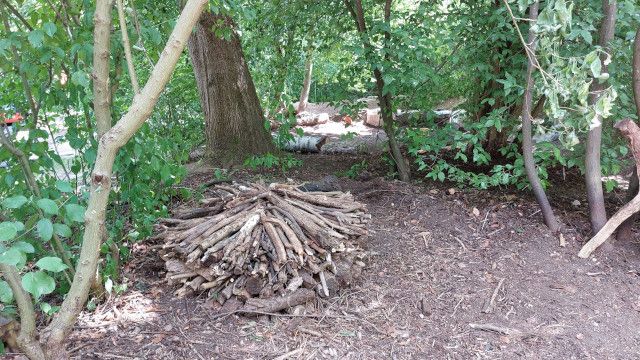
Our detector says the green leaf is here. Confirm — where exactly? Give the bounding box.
[2,195,28,209]
[21,271,55,299]
[0,248,23,266]
[37,219,54,241]
[27,30,45,48]
[13,222,24,232]
[55,180,73,193]
[35,257,68,273]
[53,223,72,238]
[0,222,18,242]
[36,199,59,216]
[13,241,35,254]
[71,70,90,88]
[65,204,86,223]
[43,22,57,37]
[589,56,601,78]
[0,280,13,303]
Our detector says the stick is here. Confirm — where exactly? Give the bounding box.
[273,348,304,360]
[482,278,505,314]
[469,323,523,336]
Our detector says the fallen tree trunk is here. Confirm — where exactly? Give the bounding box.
[281,135,328,153]
[579,119,640,258]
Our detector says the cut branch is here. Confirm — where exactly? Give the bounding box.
[157,183,369,308]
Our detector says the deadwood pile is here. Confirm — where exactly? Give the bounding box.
[155,183,369,313]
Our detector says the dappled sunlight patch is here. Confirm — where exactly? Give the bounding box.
[75,291,160,332]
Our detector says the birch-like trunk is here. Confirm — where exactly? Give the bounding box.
[297,47,314,113]
[1,1,209,358]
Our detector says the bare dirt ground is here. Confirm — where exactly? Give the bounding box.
[55,151,640,360]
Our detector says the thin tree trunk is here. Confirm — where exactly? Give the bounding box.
[580,119,640,257]
[187,12,275,166]
[93,0,113,140]
[345,0,410,181]
[616,28,640,241]
[297,47,313,113]
[585,0,617,234]
[520,2,560,232]
[34,2,209,358]
[116,0,140,94]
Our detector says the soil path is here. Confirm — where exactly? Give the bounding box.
[64,154,640,360]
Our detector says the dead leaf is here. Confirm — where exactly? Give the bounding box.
[151,334,166,344]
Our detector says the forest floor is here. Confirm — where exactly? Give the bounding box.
[58,149,640,360]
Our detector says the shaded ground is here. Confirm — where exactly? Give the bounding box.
[57,152,640,360]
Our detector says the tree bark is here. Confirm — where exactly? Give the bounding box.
[521,1,560,232]
[617,27,640,241]
[585,0,617,234]
[93,0,113,140]
[297,47,313,113]
[187,12,275,166]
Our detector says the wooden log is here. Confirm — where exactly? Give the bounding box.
[241,288,316,313]
[262,218,287,264]
[174,204,223,219]
[281,135,328,153]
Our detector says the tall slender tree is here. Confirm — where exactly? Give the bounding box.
[519,1,560,232]
[344,0,411,181]
[585,0,617,234]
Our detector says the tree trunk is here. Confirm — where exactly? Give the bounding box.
[297,47,313,113]
[36,1,210,358]
[585,0,617,234]
[520,1,560,232]
[187,12,275,166]
[616,27,640,241]
[93,0,112,140]
[579,119,640,257]
[345,0,410,181]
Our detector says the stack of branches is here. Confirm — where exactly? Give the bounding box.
[155,182,369,312]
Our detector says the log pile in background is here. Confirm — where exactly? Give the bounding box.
[155,183,369,311]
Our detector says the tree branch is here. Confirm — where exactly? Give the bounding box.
[0,264,46,360]
[0,0,33,30]
[116,0,140,94]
